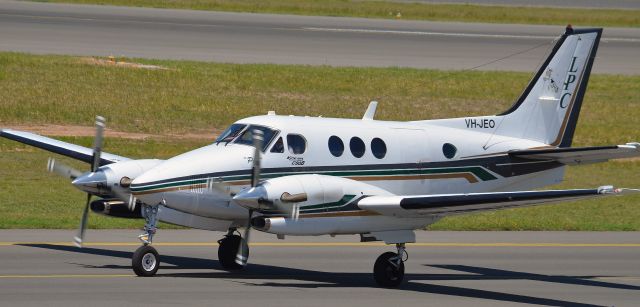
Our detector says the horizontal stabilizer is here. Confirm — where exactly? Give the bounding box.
[0,129,129,165]
[358,186,637,218]
[509,143,640,165]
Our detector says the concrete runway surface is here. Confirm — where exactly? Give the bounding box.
[1,230,639,306]
[0,0,639,74]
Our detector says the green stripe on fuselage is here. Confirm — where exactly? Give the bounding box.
[130,166,497,192]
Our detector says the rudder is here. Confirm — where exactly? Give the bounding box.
[497,26,602,148]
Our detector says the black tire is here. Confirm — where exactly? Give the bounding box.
[132,245,159,277]
[373,252,405,287]
[218,235,246,271]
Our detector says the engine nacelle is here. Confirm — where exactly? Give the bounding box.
[90,199,142,219]
[235,174,393,211]
[234,174,397,235]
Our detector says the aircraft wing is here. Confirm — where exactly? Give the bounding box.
[0,129,130,165]
[357,186,637,218]
[508,143,640,165]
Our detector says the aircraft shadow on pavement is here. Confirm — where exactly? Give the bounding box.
[20,244,637,307]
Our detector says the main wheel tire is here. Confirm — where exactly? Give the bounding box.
[218,235,246,271]
[373,252,405,287]
[132,245,160,277]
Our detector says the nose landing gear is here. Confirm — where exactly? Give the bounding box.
[132,204,160,277]
[373,243,407,287]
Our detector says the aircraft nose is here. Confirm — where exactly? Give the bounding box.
[72,170,108,195]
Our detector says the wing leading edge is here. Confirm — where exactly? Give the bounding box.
[0,129,130,165]
[358,186,637,218]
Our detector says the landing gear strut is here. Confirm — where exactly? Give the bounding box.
[132,204,160,277]
[217,229,248,270]
[373,243,407,287]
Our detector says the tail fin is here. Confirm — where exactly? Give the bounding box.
[497,26,602,148]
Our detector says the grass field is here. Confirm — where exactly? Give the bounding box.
[32,0,640,28]
[0,52,639,230]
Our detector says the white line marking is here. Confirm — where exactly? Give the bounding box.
[303,27,640,43]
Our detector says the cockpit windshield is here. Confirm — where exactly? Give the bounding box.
[215,123,279,151]
[215,124,246,143]
[234,125,279,151]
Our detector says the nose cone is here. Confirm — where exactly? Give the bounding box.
[233,185,268,210]
[72,170,108,195]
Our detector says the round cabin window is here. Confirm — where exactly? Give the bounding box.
[350,137,366,158]
[371,138,387,159]
[442,143,457,159]
[328,136,344,157]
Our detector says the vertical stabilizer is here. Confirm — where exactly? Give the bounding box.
[497,26,602,147]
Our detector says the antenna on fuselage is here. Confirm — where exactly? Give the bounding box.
[362,101,378,120]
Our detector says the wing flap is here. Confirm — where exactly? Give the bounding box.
[1,129,130,165]
[358,186,636,218]
[509,143,640,165]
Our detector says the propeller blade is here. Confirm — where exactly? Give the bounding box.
[273,202,300,221]
[110,188,138,211]
[73,194,92,248]
[47,158,83,180]
[207,178,234,200]
[91,116,105,172]
[250,129,264,187]
[235,211,252,266]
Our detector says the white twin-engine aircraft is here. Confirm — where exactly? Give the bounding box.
[2,26,639,287]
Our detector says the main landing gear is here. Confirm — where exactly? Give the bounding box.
[132,205,160,277]
[373,243,407,287]
[217,229,248,271]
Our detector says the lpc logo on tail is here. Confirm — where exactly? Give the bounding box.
[2,25,638,288]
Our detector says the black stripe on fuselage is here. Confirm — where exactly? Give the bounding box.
[399,188,599,210]
[130,154,563,188]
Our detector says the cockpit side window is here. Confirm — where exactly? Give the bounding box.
[270,137,284,153]
[215,124,246,143]
[287,134,306,154]
[234,125,279,151]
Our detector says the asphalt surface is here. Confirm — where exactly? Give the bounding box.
[0,1,639,74]
[1,230,639,307]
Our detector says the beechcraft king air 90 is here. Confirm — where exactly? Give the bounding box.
[2,26,639,287]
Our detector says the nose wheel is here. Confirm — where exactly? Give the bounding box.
[373,243,407,287]
[132,245,159,277]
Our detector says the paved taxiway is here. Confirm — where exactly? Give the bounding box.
[1,230,639,306]
[1,0,639,74]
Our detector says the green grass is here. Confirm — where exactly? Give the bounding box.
[0,52,639,230]
[32,0,640,28]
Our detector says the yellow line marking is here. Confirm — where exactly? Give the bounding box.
[0,274,134,279]
[1,242,639,247]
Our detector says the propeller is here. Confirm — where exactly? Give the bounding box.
[47,158,83,180]
[73,115,105,247]
[235,128,264,266]
[47,116,106,248]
